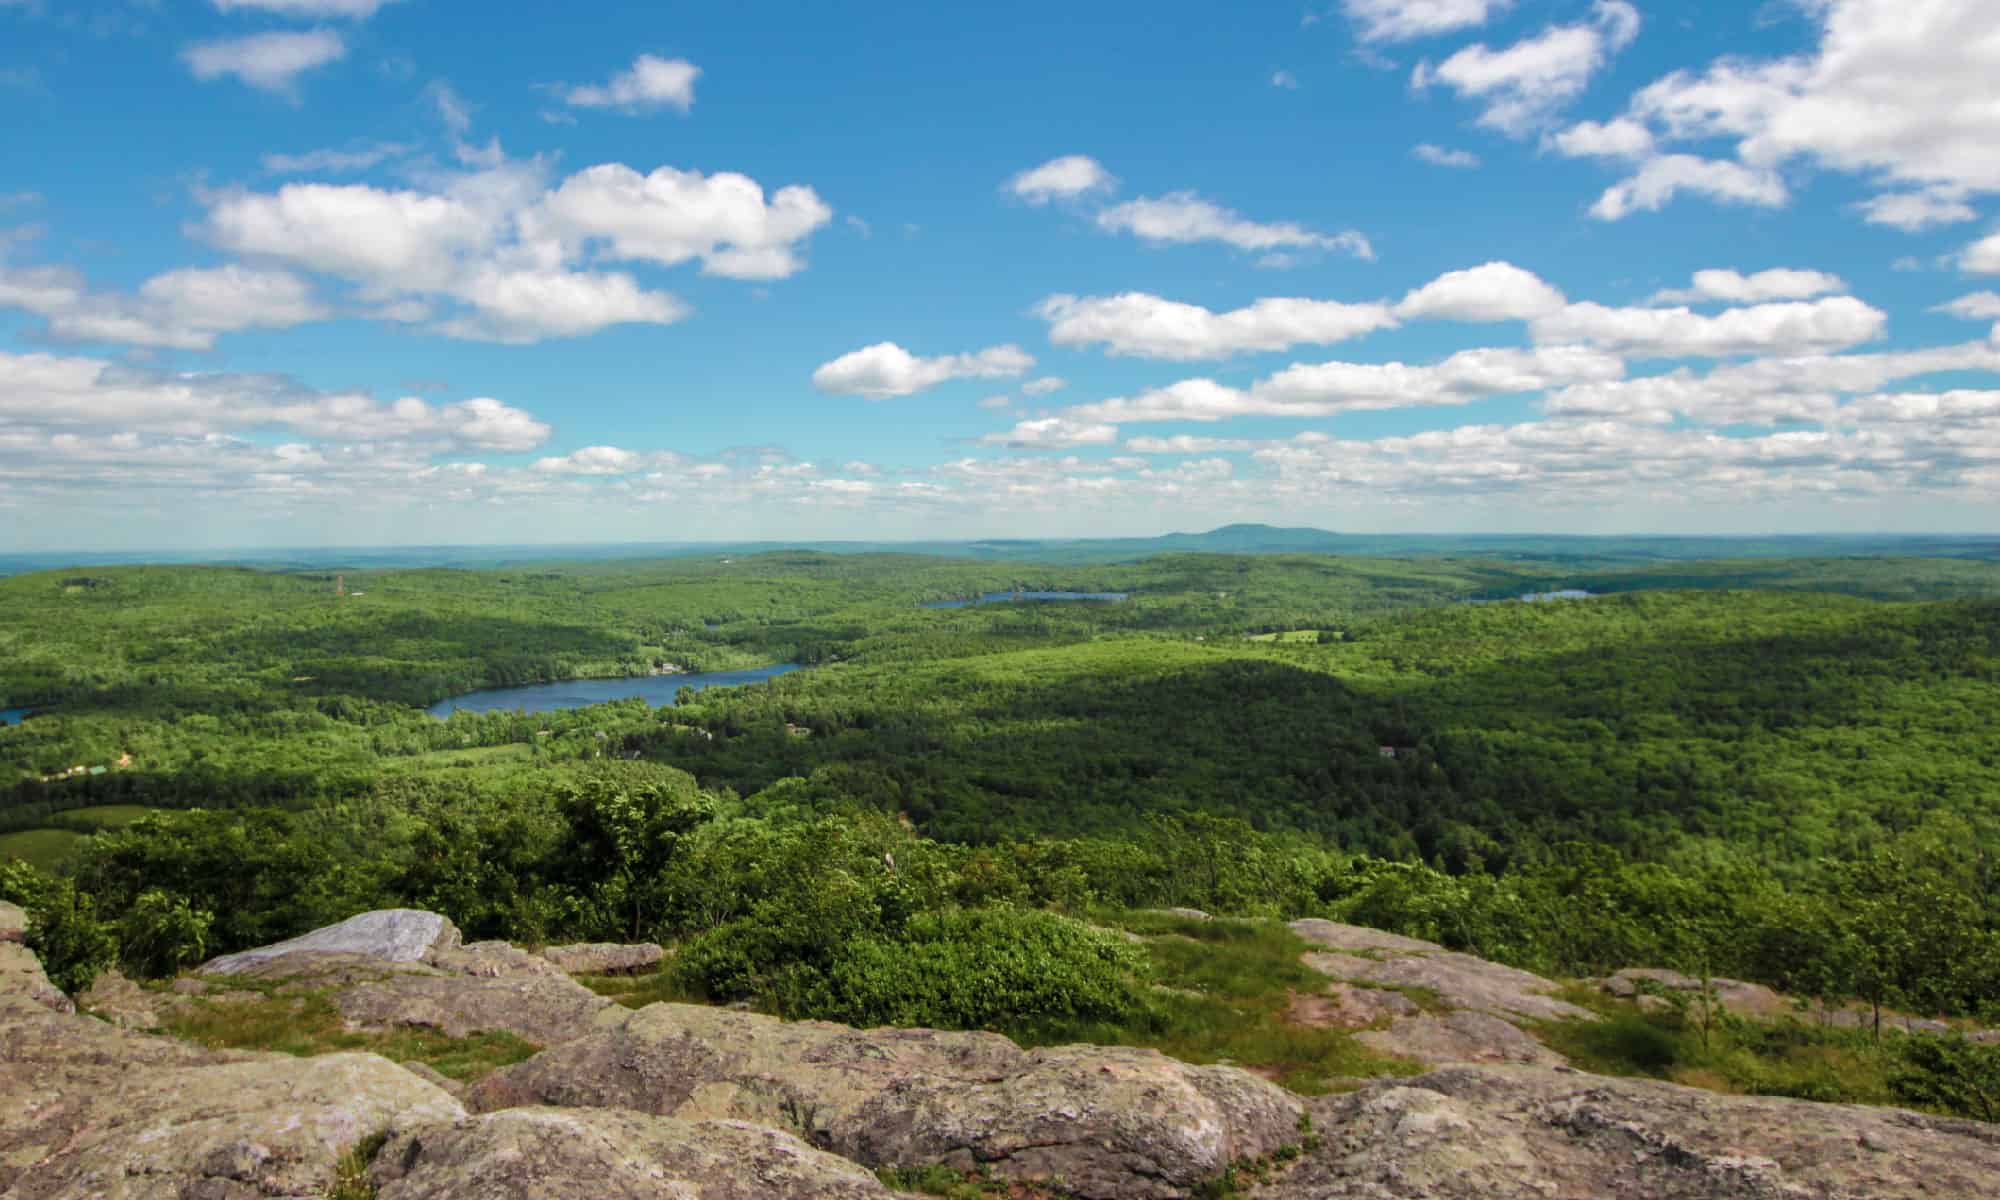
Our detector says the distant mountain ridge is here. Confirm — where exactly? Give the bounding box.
[2,524,1995,576]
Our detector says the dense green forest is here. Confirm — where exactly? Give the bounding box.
[5,548,2000,1113]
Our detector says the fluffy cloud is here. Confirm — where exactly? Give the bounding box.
[1000,347,1624,438]
[1412,143,1480,168]
[182,30,346,95]
[1963,233,2000,275]
[1547,116,1654,159]
[198,157,830,341]
[0,350,550,451]
[1577,1,2000,219]
[0,262,326,349]
[1649,268,1848,305]
[1395,261,1566,321]
[1413,2,1641,136]
[1006,156,1115,205]
[532,446,644,475]
[1036,292,1396,360]
[211,0,399,16]
[1589,154,1787,221]
[1096,193,1373,261]
[1936,293,2000,320]
[562,55,700,114]
[1857,188,1977,232]
[1125,434,1260,454]
[538,164,833,279]
[1343,0,1513,44]
[812,342,1034,398]
[978,417,1119,449]
[1531,297,1886,358]
[1021,377,1067,396]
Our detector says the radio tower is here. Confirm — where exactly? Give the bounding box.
[335,574,346,598]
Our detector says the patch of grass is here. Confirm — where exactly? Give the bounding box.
[159,987,538,1082]
[327,1132,388,1200]
[1535,992,1900,1108]
[1012,911,1422,1094]
[876,1164,1013,1198]
[0,827,85,869]
[576,965,700,1009]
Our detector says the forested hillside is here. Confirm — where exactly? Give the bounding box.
[5,550,2000,1116]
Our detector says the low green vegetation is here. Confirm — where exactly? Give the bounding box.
[155,982,538,1082]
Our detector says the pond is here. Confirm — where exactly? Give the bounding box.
[920,590,1130,610]
[0,708,30,727]
[427,663,803,718]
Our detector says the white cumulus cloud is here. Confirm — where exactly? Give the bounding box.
[1531,296,1887,358]
[1649,268,1848,305]
[1036,292,1396,360]
[1343,0,1513,44]
[812,342,1035,399]
[1589,154,1787,221]
[1414,2,1641,136]
[1412,143,1480,168]
[183,30,346,95]
[211,0,400,16]
[563,54,700,114]
[1396,261,1567,321]
[1006,156,1115,205]
[1096,193,1373,261]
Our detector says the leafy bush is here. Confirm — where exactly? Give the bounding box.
[772,907,1146,1030]
[23,878,118,994]
[119,889,214,979]
[1892,1035,2000,1123]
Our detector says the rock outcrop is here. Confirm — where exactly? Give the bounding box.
[9,907,2000,1199]
[1290,919,1588,1068]
[367,1108,896,1199]
[471,1002,1306,1200]
[0,900,73,1016]
[538,941,666,975]
[198,908,461,975]
[1251,1064,2000,1199]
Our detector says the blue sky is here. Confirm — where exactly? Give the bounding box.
[3,0,1999,549]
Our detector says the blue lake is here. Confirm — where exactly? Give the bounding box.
[921,590,1130,610]
[427,663,802,718]
[0,708,30,727]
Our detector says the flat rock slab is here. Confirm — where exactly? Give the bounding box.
[539,942,666,975]
[335,972,613,1045]
[1252,1064,2000,1199]
[1288,919,1445,955]
[201,909,462,976]
[1357,1011,1570,1069]
[0,990,465,1200]
[1302,949,1594,1025]
[473,1002,1305,1200]
[370,1107,895,1200]
[1286,983,1420,1031]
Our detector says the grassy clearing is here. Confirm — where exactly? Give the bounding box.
[1013,912,1421,1094]
[157,984,537,1082]
[1534,987,1899,1107]
[1245,630,1328,643]
[0,827,84,869]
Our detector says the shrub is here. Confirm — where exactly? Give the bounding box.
[773,906,1147,1030]
[119,889,214,979]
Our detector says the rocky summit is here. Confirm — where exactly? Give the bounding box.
[5,909,2000,1199]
